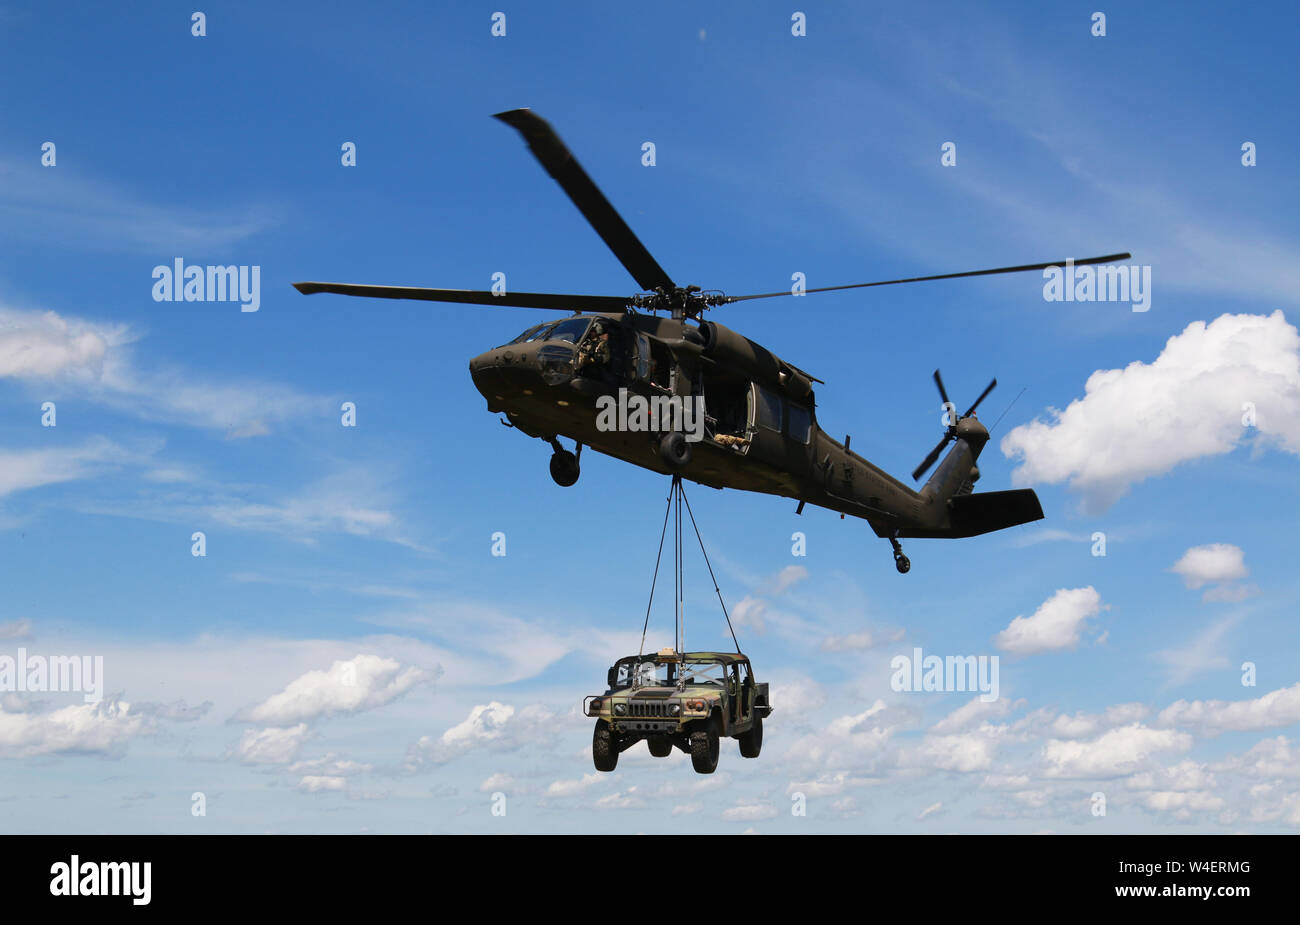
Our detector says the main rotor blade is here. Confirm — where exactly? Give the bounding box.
[964,378,998,418]
[493,109,675,294]
[933,369,951,411]
[292,282,630,312]
[718,252,1132,303]
[912,436,951,482]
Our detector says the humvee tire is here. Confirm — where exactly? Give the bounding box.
[738,714,763,758]
[647,736,673,758]
[593,721,618,772]
[689,723,720,774]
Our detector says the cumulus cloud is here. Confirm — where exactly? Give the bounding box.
[1042,724,1193,778]
[297,775,346,793]
[1001,311,1300,511]
[994,587,1104,655]
[240,655,432,726]
[1158,683,1300,736]
[405,701,556,769]
[903,725,1007,773]
[0,698,153,758]
[1170,543,1248,591]
[931,697,1016,735]
[234,724,310,764]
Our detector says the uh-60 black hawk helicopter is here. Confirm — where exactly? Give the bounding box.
[295,109,1130,574]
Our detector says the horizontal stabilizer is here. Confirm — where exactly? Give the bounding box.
[896,489,1044,539]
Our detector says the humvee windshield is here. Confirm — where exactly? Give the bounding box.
[611,658,728,688]
[678,662,726,686]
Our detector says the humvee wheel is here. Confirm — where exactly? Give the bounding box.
[647,736,673,758]
[689,723,720,774]
[593,721,618,772]
[738,714,763,758]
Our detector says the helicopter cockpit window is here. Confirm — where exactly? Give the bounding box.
[547,318,591,344]
[525,323,557,342]
[786,403,812,444]
[504,324,544,346]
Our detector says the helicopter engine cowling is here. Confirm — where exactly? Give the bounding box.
[697,320,810,399]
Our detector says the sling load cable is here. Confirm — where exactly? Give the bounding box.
[680,481,743,655]
[637,475,743,676]
[636,478,676,666]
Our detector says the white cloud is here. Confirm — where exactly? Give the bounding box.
[722,800,778,821]
[241,655,432,726]
[1170,543,1248,589]
[759,565,808,595]
[918,801,943,820]
[286,754,371,777]
[478,773,516,793]
[0,304,322,437]
[234,724,310,765]
[820,629,903,652]
[0,619,32,640]
[1158,683,1300,736]
[1042,724,1193,778]
[545,773,607,798]
[0,439,135,499]
[730,597,767,635]
[904,726,1006,773]
[297,775,346,793]
[994,587,1103,655]
[1001,312,1300,511]
[406,701,557,769]
[931,697,1015,735]
[0,698,152,758]
[594,787,644,810]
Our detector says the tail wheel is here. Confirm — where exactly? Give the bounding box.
[647,736,673,758]
[738,714,763,758]
[592,721,618,772]
[689,722,720,774]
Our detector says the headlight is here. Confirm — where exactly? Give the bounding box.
[613,702,627,716]
[588,698,602,715]
[668,702,682,716]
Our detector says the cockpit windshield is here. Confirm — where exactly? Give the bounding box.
[546,318,591,344]
[505,323,552,345]
[502,317,590,347]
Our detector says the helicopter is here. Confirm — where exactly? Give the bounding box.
[295,109,1130,574]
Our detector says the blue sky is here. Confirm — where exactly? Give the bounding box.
[1,0,1298,833]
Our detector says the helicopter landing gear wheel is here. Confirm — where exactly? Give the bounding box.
[548,441,580,487]
[890,536,910,574]
[659,431,692,469]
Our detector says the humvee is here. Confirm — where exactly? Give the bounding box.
[584,649,772,774]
